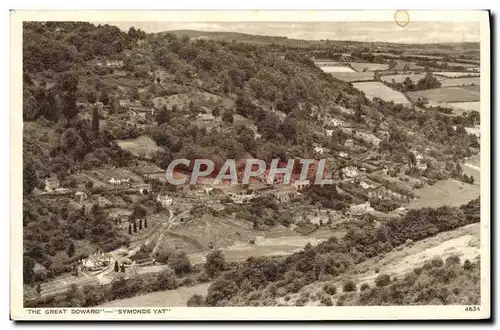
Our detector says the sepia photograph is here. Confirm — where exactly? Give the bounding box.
[10,10,490,320]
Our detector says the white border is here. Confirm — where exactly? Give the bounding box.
[9,9,491,321]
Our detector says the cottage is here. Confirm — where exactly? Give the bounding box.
[75,191,88,202]
[339,151,349,158]
[344,139,355,149]
[314,146,324,155]
[106,60,124,68]
[359,181,375,190]
[325,129,334,137]
[330,118,344,127]
[44,177,60,192]
[197,113,215,122]
[137,183,152,194]
[350,202,375,216]
[342,166,359,178]
[341,53,352,61]
[156,193,173,207]
[80,252,111,272]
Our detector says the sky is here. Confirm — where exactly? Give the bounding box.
[103,21,480,44]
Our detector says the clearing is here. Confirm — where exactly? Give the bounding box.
[405,178,479,209]
[352,81,410,104]
[99,282,211,307]
[116,135,165,159]
[406,86,480,103]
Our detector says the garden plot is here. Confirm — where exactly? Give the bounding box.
[352,81,410,104]
[406,86,480,103]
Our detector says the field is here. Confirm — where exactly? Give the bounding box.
[329,72,374,82]
[440,77,480,87]
[405,179,479,209]
[320,66,356,73]
[99,283,211,307]
[349,62,389,72]
[352,81,410,104]
[116,135,165,159]
[406,86,480,103]
[447,101,481,113]
[434,72,480,78]
[380,74,443,84]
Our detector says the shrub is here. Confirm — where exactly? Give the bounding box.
[187,294,206,307]
[431,257,444,268]
[375,274,391,287]
[360,283,370,291]
[320,296,333,306]
[463,259,474,271]
[196,271,210,283]
[343,280,356,292]
[323,283,337,295]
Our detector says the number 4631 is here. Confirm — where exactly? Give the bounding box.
[465,306,480,312]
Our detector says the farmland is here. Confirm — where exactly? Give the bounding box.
[434,72,480,78]
[447,101,481,113]
[349,62,389,72]
[352,81,410,104]
[380,74,444,84]
[329,72,374,82]
[406,86,480,103]
[320,66,356,73]
[440,77,480,87]
[405,179,480,209]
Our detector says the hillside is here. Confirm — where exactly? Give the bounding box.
[22,22,481,308]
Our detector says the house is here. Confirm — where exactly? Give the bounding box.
[108,177,130,186]
[205,187,214,195]
[44,177,60,192]
[75,191,88,202]
[325,129,334,137]
[156,193,173,207]
[106,60,124,68]
[137,183,152,194]
[339,152,349,158]
[342,166,359,178]
[341,53,352,61]
[293,181,310,191]
[197,113,215,122]
[359,181,375,190]
[330,118,344,127]
[344,139,355,148]
[80,252,111,272]
[350,202,375,216]
[314,146,324,155]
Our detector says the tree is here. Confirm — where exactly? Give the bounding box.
[156,105,171,125]
[120,264,126,272]
[222,109,234,123]
[23,256,35,284]
[133,220,137,233]
[100,89,110,106]
[169,251,193,276]
[187,294,206,307]
[144,218,148,228]
[375,274,391,287]
[36,283,42,296]
[257,112,281,140]
[23,161,38,195]
[138,218,143,230]
[114,260,119,272]
[204,249,226,278]
[343,280,356,292]
[67,241,75,257]
[128,223,132,235]
[92,105,100,133]
[212,106,220,118]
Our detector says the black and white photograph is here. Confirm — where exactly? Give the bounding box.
[9,10,490,320]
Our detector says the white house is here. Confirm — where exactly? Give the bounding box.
[330,118,344,127]
[350,202,375,216]
[339,151,349,158]
[44,177,60,192]
[106,60,124,68]
[314,146,324,155]
[359,181,375,190]
[342,166,359,178]
[344,139,355,148]
[75,191,88,202]
[156,194,173,207]
[205,187,214,195]
[325,129,334,137]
